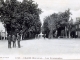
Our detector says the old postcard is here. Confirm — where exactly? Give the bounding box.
[0,0,80,60]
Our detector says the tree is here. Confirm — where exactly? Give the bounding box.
[42,9,71,39]
[67,18,73,38]
[42,16,50,38]
[58,9,71,38]
[0,0,42,39]
[42,13,58,38]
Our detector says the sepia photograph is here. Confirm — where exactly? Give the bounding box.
[0,0,80,60]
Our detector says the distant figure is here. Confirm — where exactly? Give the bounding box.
[35,34,38,39]
[17,34,21,48]
[8,34,11,48]
[12,35,16,48]
[42,34,46,39]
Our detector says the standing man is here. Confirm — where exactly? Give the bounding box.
[17,33,21,48]
[12,34,16,48]
[8,34,11,48]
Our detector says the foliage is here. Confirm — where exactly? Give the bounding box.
[0,0,42,39]
[42,9,71,38]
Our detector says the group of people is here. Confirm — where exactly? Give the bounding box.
[8,33,21,48]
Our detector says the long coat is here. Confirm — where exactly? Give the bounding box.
[8,35,12,42]
[12,35,16,42]
[17,35,21,41]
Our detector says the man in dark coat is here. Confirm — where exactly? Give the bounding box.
[12,34,16,48]
[17,33,21,48]
[8,34,11,48]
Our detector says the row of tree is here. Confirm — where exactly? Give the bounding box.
[42,9,77,39]
[0,0,77,39]
[0,0,42,39]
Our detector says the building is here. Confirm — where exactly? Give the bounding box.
[75,17,80,38]
[0,22,7,40]
[0,31,7,40]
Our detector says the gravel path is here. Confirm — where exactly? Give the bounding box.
[0,38,80,59]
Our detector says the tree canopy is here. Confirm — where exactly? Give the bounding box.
[0,0,42,39]
[42,9,71,38]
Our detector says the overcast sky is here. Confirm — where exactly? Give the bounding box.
[14,0,80,23]
[1,0,80,31]
[30,0,80,23]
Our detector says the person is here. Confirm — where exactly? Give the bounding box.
[12,34,16,48]
[8,34,11,48]
[17,33,21,48]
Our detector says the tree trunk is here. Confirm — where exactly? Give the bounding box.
[54,30,57,38]
[29,32,31,38]
[65,26,67,38]
[68,30,71,38]
[48,29,53,39]
[21,34,22,40]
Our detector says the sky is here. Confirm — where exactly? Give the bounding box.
[31,0,80,23]
[17,0,80,23]
[1,0,80,31]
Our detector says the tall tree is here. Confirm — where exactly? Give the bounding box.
[0,0,42,39]
[42,9,71,39]
[42,13,58,38]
